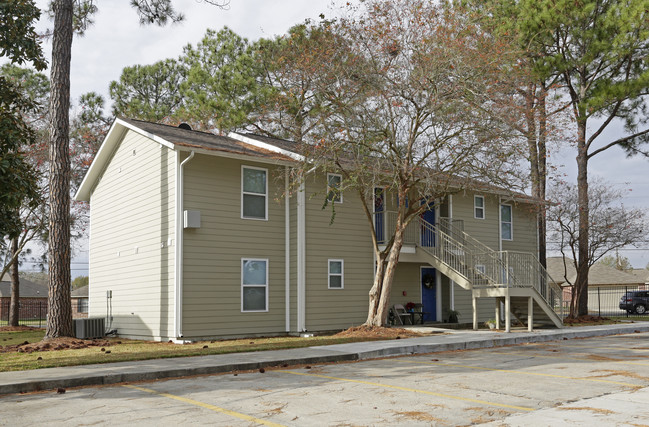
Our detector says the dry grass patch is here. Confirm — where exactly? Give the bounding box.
[392,410,443,422]
[0,327,406,372]
[559,406,615,415]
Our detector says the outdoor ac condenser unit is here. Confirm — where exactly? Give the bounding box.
[74,317,105,339]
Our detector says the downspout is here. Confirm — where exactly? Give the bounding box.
[448,194,455,311]
[175,150,195,339]
[297,179,306,332]
[285,167,290,332]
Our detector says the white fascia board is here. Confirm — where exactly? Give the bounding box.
[228,132,305,162]
[74,118,176,201]
[175,146,295,167]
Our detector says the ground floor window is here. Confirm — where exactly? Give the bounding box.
[241,259,268,312]
[328,259,344,289]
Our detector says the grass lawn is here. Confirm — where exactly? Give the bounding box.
[0,329,393,372]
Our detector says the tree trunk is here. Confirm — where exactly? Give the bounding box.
[366,219,405,326]
[9,238,20,327]
[537,85,548,270]
[574,117,590,317]
[45,0,74,339]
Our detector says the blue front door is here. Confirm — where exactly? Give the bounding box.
[421,267,437,322]
[420,202,435,247]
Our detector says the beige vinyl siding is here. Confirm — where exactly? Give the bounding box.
[451,192,500,250]
[452,286,494,323]
[181,154,287,338]
[501,202,538,254]
[303,174,374,331]
[389,263,425,308]
[88,130,175,340]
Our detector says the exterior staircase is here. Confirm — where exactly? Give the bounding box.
[379,212,565,329]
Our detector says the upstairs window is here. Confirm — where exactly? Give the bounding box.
[474,196,485,219]
[500,204,513,241]
[328,259,344,289]
[327,173,342,203]
[242,166,267,220]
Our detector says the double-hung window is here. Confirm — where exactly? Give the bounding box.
[241,259,268,312]
[500,204,513,241]
[327,173,342,203]
[77,298,89,313]
[328,259,344,289]
[242,166,267,220]
[474,196,485,219]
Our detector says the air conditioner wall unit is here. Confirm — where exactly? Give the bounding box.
[74,317,105,339]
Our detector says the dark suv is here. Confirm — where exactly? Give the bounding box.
[620,291,649,314]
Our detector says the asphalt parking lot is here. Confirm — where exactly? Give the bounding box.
[2,333,649,426]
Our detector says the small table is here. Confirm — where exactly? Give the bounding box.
[411,311,425,325]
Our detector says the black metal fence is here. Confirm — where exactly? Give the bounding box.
[586,286,649,318]
[0,299,47,328]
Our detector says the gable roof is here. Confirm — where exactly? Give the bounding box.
[0,278,48,298]
[71,285,88,298]
[75,118,301,201]
[547,257,644,287]
[75,117,540,204]
[631,269,649,283]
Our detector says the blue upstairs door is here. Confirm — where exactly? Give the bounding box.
[421,267,437,322]
[374,187,385,244]
[420,201,435,247]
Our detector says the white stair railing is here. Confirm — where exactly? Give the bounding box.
[375,211,565,320]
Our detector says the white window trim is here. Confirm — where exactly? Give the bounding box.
[328,259,344,289]
[500,204,513,241]
[241,165,268,221]
[327,173,343,203]
[241,258,269,312]
[474,195,485,219]
[476,264,486,274]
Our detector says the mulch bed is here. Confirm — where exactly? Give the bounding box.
[0,326,112,353]
[0,326,40,332]
[334,325,423,339]
[563,315,614,325]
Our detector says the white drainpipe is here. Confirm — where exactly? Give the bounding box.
[175,150,195,339]
[297,179,306,332]
[285,166,290,332]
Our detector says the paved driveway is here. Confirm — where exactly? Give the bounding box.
[2,333,649,426]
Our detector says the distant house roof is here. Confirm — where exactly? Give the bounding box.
[0,278,48,298]
[547,257,644,287]
[631,269,649,284]
[71,285,88,298]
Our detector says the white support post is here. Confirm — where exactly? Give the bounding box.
[528,296,533,332]
[472,295,478,330]
[505,294,511,333]
[495,298,501,330]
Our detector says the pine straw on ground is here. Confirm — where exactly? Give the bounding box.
[334,325,423,339]
[563,315,615,325]
[0,326,38,332]
[0,326,111,353]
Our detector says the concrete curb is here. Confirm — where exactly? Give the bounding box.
[2,323,648,395]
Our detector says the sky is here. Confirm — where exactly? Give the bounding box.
[21,0,649,275]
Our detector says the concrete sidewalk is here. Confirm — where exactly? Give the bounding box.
[1,322,648,396]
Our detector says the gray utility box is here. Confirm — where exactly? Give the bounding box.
[74,317,105,339]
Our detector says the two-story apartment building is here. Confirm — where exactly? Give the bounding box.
[75,118,562,341]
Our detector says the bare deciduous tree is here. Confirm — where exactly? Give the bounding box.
[548,179,646,315]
